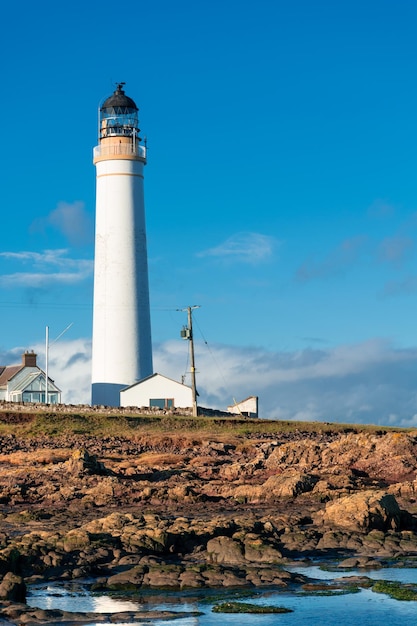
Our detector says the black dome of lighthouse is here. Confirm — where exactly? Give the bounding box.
[98,83,142,143]
[101,83,138,111]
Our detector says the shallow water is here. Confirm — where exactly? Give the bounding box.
[27,566,417,625]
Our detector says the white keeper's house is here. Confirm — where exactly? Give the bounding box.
[0,351,61,404]
[120,373,193,410]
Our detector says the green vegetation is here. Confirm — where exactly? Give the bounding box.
[212,601,293,613]
[300,586,361,596]
[301,580,365,596]
[0,408,408,439]
[372,580,417,601]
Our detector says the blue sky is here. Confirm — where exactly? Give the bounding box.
[1,0,417,424]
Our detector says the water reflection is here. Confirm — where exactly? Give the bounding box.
[29,582,141,613]
[290,564,417,584]
[27,567,417,626]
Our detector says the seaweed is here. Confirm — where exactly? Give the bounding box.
[212,601,293,613]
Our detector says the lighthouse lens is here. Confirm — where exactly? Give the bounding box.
[100,106,139,139]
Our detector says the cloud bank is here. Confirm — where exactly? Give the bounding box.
[4,336,416,428]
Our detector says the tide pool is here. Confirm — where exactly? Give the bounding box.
[27,565,417,625]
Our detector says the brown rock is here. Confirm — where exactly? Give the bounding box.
[263,471,318,498]
[316,490,403,532]
[0,572,26,602]
[243,534,282,563]
[61,529,91,553]
[107,565,147,588]
[206,536,245,565]
[142,564,182,587]
[66,449,109,476]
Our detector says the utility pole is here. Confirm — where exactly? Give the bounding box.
[179,305,200,417]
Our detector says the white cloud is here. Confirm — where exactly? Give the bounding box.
[3,337,417,427]
[7,339,93,405]
[0,271,91,288]
[153,338,417,425]
[0,250,93,288]
[0,249,70,265]
[197,232,277,263]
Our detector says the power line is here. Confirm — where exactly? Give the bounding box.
[192,314,235,405]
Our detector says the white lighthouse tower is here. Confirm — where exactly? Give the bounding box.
[92,83,153,406]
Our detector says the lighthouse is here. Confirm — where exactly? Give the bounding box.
[91,83,153,406]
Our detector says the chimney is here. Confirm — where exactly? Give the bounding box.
[22,351,37,368]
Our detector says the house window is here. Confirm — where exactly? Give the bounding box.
[21,391,59,404]
[22,392,43,402]
[150,398,175,409]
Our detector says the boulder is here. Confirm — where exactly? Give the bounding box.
[206,536,245,565]
[315,490,402,532]
[66,449,109,476]
[61,529,91,553]
[0,572,26,602]
[179,568,206,588]
[262,471,318,498]
[242,534,282,563]
[232,471,318,503]
[107,565,147,588]
[142,564,183,587]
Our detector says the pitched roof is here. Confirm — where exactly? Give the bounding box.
[121,372,192,392]
[0,366,23,387]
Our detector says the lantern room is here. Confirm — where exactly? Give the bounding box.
[94,83,146,162]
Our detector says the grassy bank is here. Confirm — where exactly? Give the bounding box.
[0,408,408,440]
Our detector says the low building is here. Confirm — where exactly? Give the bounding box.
[120,373,193,409]
[0,351,61,404]
[227,396,258,418]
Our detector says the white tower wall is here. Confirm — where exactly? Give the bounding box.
[91,86,153,406]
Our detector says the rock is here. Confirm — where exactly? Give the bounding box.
[262,471,318,498]
[242,534,282,563]
[246,567,294,587]
[179,568,206,588]
[142,564,183,587]
[61,529,91,553]
[315,491,403,532]
[1,414,417,604]
[0,572,26,602]
[315,530,348,551]
[66,449,109,476]
[206,536,245,565]
[83,477,120,506]
[107,565,147,588]
[338,556,381,569]
[232,471,318,503]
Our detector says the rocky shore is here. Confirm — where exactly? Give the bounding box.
[0,409,416,623]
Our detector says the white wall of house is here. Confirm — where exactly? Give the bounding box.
[227,396,258,417]
[120,373,193,409]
